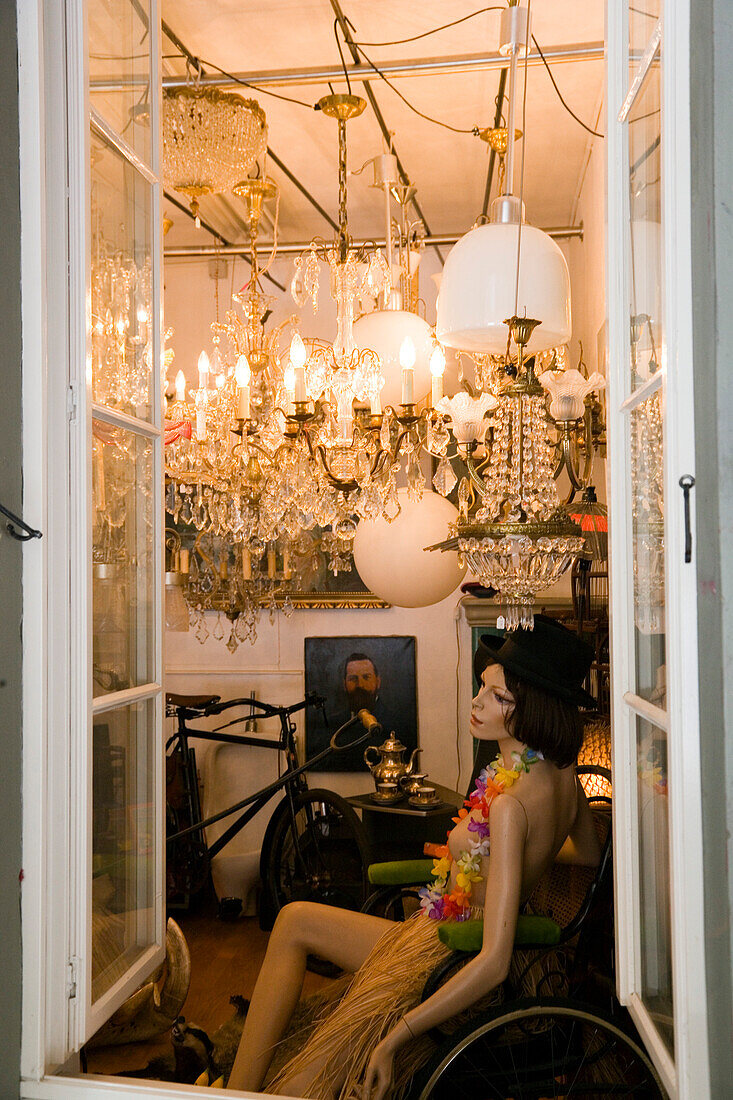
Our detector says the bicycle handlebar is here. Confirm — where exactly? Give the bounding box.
[196,691,326,719]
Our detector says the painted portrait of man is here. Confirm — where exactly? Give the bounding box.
[304,636,418,772]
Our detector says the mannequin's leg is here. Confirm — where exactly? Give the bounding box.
[227,902,392,1092]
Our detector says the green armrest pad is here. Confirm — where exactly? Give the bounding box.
[438,914,563,952]
[368,859,435,886]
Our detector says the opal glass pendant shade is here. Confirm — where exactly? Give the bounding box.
[436,222,572,354]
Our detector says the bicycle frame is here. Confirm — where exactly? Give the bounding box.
[166,694,371,863]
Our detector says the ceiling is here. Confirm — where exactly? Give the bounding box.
[155,0,605,257]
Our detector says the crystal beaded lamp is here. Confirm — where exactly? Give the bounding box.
[431,317,584,630]
[162,86,267,220]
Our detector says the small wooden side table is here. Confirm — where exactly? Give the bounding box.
[348,783,464,863]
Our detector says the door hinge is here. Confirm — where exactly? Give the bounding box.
[67,956,79,1000]
[67,382,78,421]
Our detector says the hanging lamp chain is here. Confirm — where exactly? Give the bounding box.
[337,117,350,262]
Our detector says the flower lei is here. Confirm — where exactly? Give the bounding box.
[418,747,543,922]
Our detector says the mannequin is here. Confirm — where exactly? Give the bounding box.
[227,616,601,1099]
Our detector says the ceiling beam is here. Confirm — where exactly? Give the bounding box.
[164,225,584,258]
[92,44,605,92]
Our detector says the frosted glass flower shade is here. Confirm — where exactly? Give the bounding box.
[353,310,434,408]
[353,490,466,607]
[436,223,572,354]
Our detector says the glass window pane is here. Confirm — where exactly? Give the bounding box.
[88,0,152,165]
[628,59,662,392]
[636,715,674,1055]
[92,700,156,1003]
[93,420,155,696]
[631,393,666,704]
[629,3,660,63]
[91,129,154,420]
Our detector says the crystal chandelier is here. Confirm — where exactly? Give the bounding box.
[162,78,267,223]
[431,318,585,630]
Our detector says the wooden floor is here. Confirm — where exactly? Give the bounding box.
[85,897,332,1079]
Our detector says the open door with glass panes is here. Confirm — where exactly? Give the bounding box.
[73,0,166,1048]
[606,2,709,1096]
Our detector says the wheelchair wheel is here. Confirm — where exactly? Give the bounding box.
[410,998,667,1099]
[261,788,370,925]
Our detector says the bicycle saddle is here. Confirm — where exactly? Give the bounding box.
[166,692,221,709]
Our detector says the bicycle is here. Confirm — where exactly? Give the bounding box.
[165,691,376,928]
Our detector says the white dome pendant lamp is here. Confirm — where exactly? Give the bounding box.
[436,3,571,355]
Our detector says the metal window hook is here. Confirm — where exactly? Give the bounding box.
[0,500,43,542]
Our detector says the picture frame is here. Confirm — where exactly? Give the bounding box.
[304,636,418,773]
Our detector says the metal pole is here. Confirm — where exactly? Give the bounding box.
[164,225,584,258]
[91,44,605,92]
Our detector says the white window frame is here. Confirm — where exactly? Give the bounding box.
[606,1,709,1097]
[19,0,177,1088]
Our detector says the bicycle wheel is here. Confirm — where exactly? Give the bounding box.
[410,999,667,1099]
[262,788,370,920]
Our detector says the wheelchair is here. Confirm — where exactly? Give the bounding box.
[363,765,668,1099]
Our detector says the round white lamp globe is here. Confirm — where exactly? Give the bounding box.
[436,222,571,354]
[353,309,435,408]
[353,489,466,608]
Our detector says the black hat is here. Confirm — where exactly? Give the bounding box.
[475,615,596,709]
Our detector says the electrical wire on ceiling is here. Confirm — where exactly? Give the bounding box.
[333,16,478,135]
[165,6,606,140]
[349,5,607,140]
[531,36,604,138]
[353,7,504,47]
[186,57,316,109]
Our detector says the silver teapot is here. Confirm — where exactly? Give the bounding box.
[364,734,422,788]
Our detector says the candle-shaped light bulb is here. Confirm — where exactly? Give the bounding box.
[197,350,210,387]
[174,369,186,402]
[235,354,251,419]
[400,336,416,405]
[289,333,307,402]
[136,305,149,325]
[289,332,307,371]
[215,373,225,389]
[430,344,446,406]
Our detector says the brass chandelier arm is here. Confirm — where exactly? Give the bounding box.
[464,448,492,502]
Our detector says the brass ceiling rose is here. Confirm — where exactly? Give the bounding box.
[317,93,367,121]
[478,126,523,154]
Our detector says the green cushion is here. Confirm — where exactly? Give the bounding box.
[368,859,435,886]
[438,914,563,952]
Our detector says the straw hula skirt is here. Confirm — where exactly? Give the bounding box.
[264,910,501,1100]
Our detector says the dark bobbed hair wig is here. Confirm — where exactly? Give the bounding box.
[479,654,584,769]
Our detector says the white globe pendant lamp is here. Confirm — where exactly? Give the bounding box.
[353,489,466,608]
[353,308,434,408]
[436,2,571,356]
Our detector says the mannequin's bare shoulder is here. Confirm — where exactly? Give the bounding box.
[555,775,602,867]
